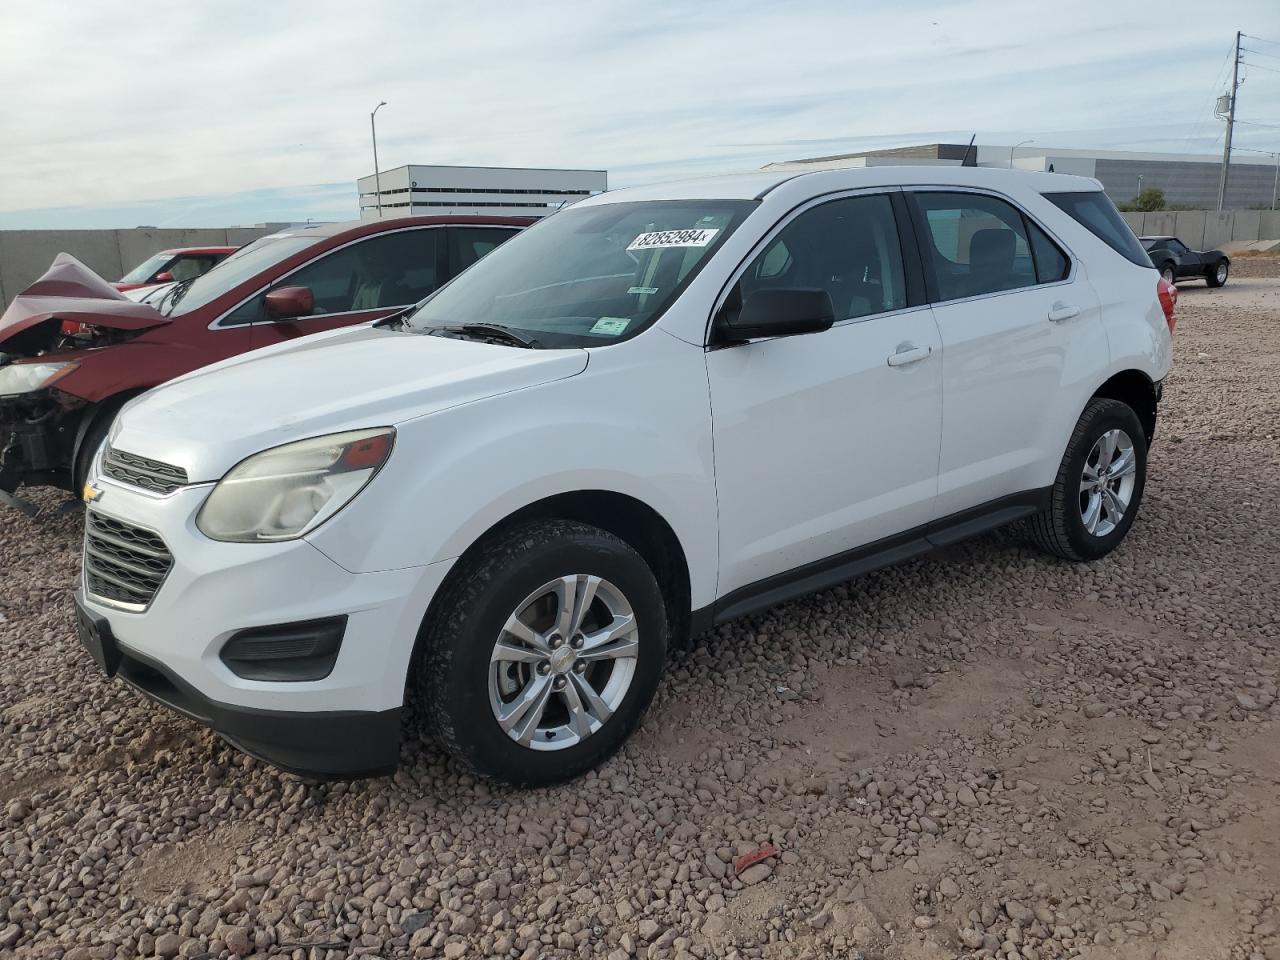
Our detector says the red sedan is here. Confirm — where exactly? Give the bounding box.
[114,246,238,292]
[0,215,533,503]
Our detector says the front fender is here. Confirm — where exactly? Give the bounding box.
[305,330,720,608]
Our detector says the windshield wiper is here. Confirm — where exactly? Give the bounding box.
[157,277,198,316]
[421,323,540,348]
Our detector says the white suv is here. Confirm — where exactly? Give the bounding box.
[74,167,1175,786]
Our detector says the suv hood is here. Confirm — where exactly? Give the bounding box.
[0,253,167,345]
[111,325,588,482]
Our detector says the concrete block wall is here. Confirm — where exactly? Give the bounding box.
[1117,208,1280,250]
[0,226,277,308]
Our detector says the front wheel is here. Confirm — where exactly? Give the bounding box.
[417,519,667,787]
[1028,398,1148,561]
[1206,259,1229,287]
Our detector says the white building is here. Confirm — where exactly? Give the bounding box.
[357,165,608,221]
[764,144,1278,209]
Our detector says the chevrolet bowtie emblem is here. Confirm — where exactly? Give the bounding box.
[83,483,103,504]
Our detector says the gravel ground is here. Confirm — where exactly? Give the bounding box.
[3,265,1279,960]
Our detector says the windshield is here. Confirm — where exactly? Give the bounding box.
[120,252,173,283]
[163,235,322,317]
[405,200,756,346]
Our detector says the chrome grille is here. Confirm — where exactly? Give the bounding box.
[84,512,173,610]
[102,446,188,495]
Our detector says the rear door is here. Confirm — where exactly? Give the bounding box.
[907,189,1105,518]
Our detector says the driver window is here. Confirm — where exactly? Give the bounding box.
[739,194,906,322]
[222,229,440,325]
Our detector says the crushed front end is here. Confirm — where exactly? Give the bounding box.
[0,253,169,505]
[0,372,88,496]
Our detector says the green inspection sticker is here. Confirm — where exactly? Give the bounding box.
[589,317,630,336]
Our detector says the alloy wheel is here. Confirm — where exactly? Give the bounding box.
[1079,428,1137,537]
[1216,262,1228,284]
[488,575,639,751]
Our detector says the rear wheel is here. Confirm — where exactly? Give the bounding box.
[417,519,667,786]
[1028,398,1147,561]
[1159,262,1176,285]
[1206,259,1229,287]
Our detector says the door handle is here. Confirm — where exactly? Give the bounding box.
[1048,302,1081,322]
[886,344,933,367]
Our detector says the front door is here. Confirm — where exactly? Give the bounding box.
[707,192,944,597]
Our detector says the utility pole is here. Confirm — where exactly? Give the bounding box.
[1216,32,1241,211]
[1273,152,1279,211]
[371,101,387,219]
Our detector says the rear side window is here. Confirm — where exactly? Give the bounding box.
[1045,191,1151,268]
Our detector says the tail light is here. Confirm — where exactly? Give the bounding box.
[61,320,88,336]
[1156,276,1177,334]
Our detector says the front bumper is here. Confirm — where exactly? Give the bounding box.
[74,477,454,778]
[0,390,85,494]
[76,592,401,778]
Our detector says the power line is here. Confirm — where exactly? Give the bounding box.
[1241,46,1280,60]
[1242,60,1280,75]
[1241,32,1280,47]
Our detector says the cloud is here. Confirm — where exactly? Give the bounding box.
[1,0,1276,226]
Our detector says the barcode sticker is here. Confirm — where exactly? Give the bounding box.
[627,228,719,251]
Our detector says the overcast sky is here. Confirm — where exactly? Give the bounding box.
[2,0,1278,228]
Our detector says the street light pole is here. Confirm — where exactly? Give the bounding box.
[370,101,387,219]
[1010,139,1034,168]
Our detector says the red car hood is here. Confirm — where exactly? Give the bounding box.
[0,253,168,343]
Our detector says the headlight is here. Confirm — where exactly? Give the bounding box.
[196,428,395,543]
[0,361,77,397]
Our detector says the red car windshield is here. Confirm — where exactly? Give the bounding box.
[120,252,174,284]
[162,235,322,317]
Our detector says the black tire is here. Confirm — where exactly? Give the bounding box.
[1159,262,1176,286]
[1028,398,1148,562]
[416,519,667,787]
[72,404,116,493]
[1206,258,1229,288]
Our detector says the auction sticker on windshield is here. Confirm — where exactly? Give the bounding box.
[589,317,630,336]
[627,228,719,252]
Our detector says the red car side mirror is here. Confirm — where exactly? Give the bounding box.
[154,271,174,283]
[264,286,314,320]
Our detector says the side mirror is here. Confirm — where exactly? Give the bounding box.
[154,271,174,283]
[717,288,835,343]
[264,285,314,320]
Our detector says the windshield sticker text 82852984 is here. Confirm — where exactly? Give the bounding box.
[627,228,719,252]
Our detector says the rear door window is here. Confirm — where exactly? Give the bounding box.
[910,192,1039,301]
[1027,221,1070,283]
[1044,191,1151,267]
[449,226,521,274]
